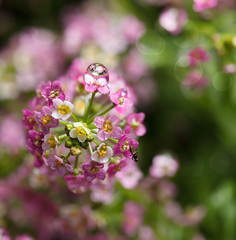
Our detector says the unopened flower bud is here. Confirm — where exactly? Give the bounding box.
[71,146,82,155]
[81,141,89,149]
[65,140,73,148]
[65,123,74,132]
[86,134,94,142]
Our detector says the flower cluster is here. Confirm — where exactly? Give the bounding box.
[23,62,146,192]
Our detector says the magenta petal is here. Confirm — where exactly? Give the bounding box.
[85,84,97,92]
[114,144,122,156]
[34,112,43,123]
[97,169,106,180]
[124,125,132,135]
[94,116,105,128]
[52,81,61,90]
[130,139,139,149]
[41,124,50,134]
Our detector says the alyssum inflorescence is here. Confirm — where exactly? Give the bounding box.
[23,63,146,192]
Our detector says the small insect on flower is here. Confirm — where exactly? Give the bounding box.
[130,145,139,163]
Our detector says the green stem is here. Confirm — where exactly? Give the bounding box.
[88,143,93,155]
[108,137,119,143]
[74,155,79,169]
[65,152,71,162]
[92,136,100,145]
[83,92,96,122]
[59,134,67,140]
[59,120,70,125]
[105,141,114,148]
[72,113,80,122]
[87,104,115,124]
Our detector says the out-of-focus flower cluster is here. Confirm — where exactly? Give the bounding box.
[0,150,205,239]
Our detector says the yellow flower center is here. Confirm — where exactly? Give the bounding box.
[131,119,140,129]
[41,115,52,125]
[55,159,62,168]
[76,126,87,136]
[103,120,113,133]
[122,140,130,151]
[97,145,108,157]
[47,136,56,148]
[58,105,70,115]
[118,97,125,105]
[90,165,100,174]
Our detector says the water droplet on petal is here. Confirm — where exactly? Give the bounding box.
[85,63,109,85]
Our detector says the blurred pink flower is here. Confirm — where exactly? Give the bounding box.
[159,8,188,35]
[150,154,179,178]
[188,47,210,67]
[193,0,218,12]
[122,201,144,236]
[182,70,209,90]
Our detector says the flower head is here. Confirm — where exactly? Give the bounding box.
[34,106,59,134]
[27,130,44,155]
[110,88,133,114]
[84,63,110,94]
[149,154,179,178]
[91,143,113,163]
[51,99,74,120]
[22,109,36,130]
[82,161,106,182]
[107,159,126,178]
[188,47,210,67]
[42,133,59,151]
[41,80,65,107]
[94,115,122,141]
[69,122,90,143]
[124,112,146,137]
[159,8,188,35]
[47,154,73,177]
[193,0,218,12]
[114,135,139,158]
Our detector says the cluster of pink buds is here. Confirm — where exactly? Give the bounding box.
[22,62,146,192]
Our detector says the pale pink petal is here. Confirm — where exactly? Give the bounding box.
[98,86,110,94]
[91,152,99,161]
[84,74,95,85]
[111,127,122,139]
[52,111,62,119]
[94,116,105,128]
[135,124,146,136]
[97,130,108,141]
[78,135,87,143]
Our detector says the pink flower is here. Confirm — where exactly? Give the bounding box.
[114,135,139,159]
[84,63,110,94]
[149,154,179,178]
[22,109,36,130]
[27,130,44,155]
[116,161,143,189]
[122,201,144,236]
[107,160,127,178]
[41,80,65,107]
[182,70,209,90]
[110,88,133,114]
[47,154,73,177]
[193,0,218,12]
[188,47,210,67]
[94,115,122,141]
[124,112,146,137]
[34,106,59,134]
[121,15,145,44]
[64,175,91,194]
[82,161,106,182]
[159,8,188,35]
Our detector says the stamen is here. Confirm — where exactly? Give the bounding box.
[41,115,52,125]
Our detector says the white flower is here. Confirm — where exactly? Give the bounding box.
[52,99,74,120]
[69,122,90,143]
[91,143,113,163]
